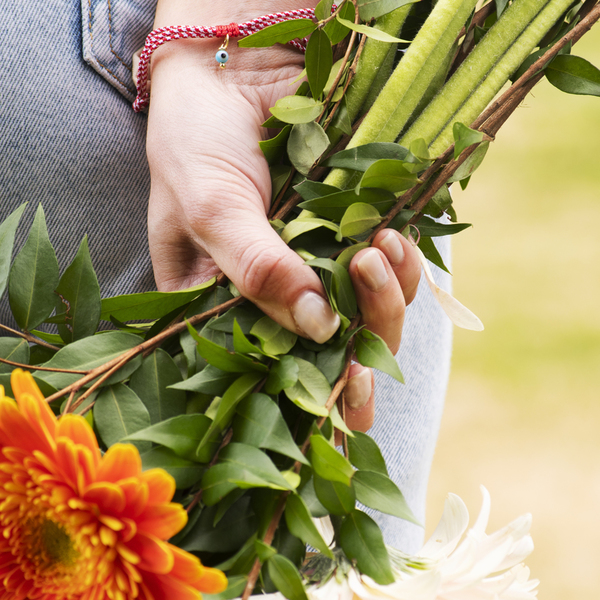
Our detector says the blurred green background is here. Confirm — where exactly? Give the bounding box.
[425,23,600,600]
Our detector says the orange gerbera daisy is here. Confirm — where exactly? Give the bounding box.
[0,369,227,600]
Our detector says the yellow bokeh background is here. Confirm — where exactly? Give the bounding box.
[426,24,600,600]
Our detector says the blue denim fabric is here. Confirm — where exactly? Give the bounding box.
[0,0,155,331]
[0,0,452,554]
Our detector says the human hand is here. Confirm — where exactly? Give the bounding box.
[145,2,421,433]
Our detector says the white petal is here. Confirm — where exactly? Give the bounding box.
[415,246,484,331]
[312,516,336,548]
[418,493,470,561]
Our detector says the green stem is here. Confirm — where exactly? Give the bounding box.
[339,5,412,123]
[325,0,478,188]
[401,0,574,154]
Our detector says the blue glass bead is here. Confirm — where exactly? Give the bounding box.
[216,50,229,65]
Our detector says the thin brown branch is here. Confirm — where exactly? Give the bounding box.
[0,357,88,374]
[473,2,600,131]
[0,323,60,352]
[44,295,244,404]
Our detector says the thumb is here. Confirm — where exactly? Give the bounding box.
[199,201,340,344]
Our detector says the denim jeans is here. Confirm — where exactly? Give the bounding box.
[0,0,452,553]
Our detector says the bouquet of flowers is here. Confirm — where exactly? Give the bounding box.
[1,0,599,598]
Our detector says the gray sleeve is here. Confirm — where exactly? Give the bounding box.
[81,0,158,101]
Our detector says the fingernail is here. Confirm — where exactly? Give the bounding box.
[345,369,371,410]
[357,249,389,292]
[380,231,405,265]
[292,291,340,344]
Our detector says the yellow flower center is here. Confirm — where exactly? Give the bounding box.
[22,518,79,571]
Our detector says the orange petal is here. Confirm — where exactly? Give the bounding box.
[136,503,187,540]
[0,398,53,455]
[168,547,228,594]
[11,370,57,434]
[84,482,127,514]
[56,415,100,460]
[97,444,142,483]
[140,469,176,505]
[120,478,149,519]
[168,545,204,582]
[141,573,201,600]
[126,533,174,574]
[10,369,44,402]
[194,567,229,594]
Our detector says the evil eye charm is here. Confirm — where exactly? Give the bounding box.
[216,49,229,68]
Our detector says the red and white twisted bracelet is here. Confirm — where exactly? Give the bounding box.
[133,8,320,112]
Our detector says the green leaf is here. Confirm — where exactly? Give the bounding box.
[313,474,355,515]
[294,180,341,201]
[315,328,355,386]
[314,0,334,22]
[238,19,317,48]
[336,15,409,43]
[339,203,383,239]
[169,364,237,395]
[546,54,600,97]
[347,431,388,475]
[359,159,419,194]
[267,554,309,600]
[309,435,354,485]
[208,304,264,334]
[187,323,268,373]
[495,0,510,17]
[128,348,186,424]
[288,122,330,175]
[202,443,294,505]
[179,497,257,554]
[251,317,297,356]
[339,510,394,584]
[353,470,419,524]
[53,236,101,343]
[306,28,333,99]
[323,142,408,172]
[298,188,395,221]
[232,394,309,465]
[329,404,354,438]
[284,494,333,558]
[125,414,219,462]
[140,446,204,489]
[452,122,484,160]
[355,329,403,383]
[100,280,214,322]
[270,96,324,125]
[335,243,370,269]
[271,165,293,200]
[265,355,300,394]
[196,372,263,457]
[357,0,418,21]
[0,338,30,374]
[324,1,354,45]
[284,357,331,417]
[255,540,278,563]
[413,217,471,237]
[34,331,142,390]
[232,320,265,356]
[8,204,60,331]
[0,203,27,300]
[281,217,340,244]
[94,383,151,452]
[203,576,248,600]
[259,125,292,165]
[448,141,489,183]
[418,236,450,274]
[305,258,357,319]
